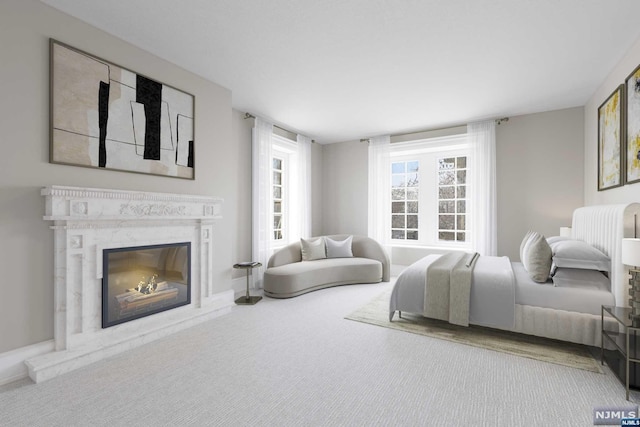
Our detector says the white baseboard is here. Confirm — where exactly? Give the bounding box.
[231,276,248,294]
[0,340,55,386]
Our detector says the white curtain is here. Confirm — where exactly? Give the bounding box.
[252,117,273,288]
[468,120,497,256]
[295,134,312,239]
[367,135,391,247]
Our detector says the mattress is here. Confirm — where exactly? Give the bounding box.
[512,261,614,316]
[390,254,515,329]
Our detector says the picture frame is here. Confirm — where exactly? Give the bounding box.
[50,39,195,179]
[597,84,624,191]
[626,64,640,185]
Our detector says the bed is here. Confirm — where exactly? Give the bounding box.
[389,203,640,346]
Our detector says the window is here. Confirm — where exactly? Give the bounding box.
[391,160,419,240]
[389,135,470,247]
[271,135,296,246]
[272,157,283,241]
[437,156,467,242]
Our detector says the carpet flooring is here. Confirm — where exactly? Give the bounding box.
[346,289,603,373]
[0,280,636,426]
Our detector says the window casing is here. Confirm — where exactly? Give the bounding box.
[389,135,470,248]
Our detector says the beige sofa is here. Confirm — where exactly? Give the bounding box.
[263,234,390,298]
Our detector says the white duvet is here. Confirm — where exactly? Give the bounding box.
[389,254,516,330]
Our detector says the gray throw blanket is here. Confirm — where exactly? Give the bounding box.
[423,252,478,326]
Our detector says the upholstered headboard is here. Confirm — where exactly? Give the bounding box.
[571,203,640,306]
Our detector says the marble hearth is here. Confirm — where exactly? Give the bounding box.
[25,186,231,382]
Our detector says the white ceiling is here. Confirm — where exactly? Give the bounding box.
[41,0,640,143]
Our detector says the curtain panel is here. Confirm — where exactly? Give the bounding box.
[296,134,313,240]
[367,135,391,248]
[468,120,497,256]
[252,118,313,288]
[251,118,274,288]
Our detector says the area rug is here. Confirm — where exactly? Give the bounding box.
[345,290,603,373]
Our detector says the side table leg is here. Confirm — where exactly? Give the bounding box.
[627,331,630,401]
[601,307,604,365]
[245,270,250,300]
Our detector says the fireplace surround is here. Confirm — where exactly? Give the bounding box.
[25,186,230,382]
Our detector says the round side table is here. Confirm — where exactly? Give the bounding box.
[233,262,262,305]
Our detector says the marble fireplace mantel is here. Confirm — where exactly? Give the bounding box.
[25,186,231,382]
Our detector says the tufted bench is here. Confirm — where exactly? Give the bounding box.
[263,234,390,298]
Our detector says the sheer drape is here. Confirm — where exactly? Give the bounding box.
[367,135,391,247]
[468,120,497,256]
[252,118,273,288]
[295,134,312,239]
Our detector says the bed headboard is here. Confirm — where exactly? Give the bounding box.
[571,203,640,306]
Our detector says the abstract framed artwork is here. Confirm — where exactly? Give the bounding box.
[626,63,640,185]
[597,84,623,191]
[50,39,195,179]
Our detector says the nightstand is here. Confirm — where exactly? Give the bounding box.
[601,305,640,400]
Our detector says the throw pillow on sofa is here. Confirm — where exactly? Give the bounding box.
[325,235,353,258]
[300,237,326,261]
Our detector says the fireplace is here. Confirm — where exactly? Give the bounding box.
[102,242,191,328]
[26,185,232,383]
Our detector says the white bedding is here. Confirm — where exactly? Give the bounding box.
[512,262,614,316]
[389,254,615,331]
[390,254,516,329]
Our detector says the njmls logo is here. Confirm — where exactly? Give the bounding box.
[593,406,639,425]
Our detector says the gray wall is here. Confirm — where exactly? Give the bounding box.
[0,0,243,353]
[311,142,324,236]
[321,140,369,236]
[584,34,640,205]
[496,107,584,260]
[320,107,585,263]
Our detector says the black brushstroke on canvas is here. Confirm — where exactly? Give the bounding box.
[136,75,162,161]
[188,141,194,168]
[98,81,110,167]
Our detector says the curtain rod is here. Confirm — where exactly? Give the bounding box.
[245,112,507,143]
[244,113,315,143]
[359,117,510,143]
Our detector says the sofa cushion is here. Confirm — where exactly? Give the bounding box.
[325,235,353,258]
[300,237,326,261]
[264,257,382,297]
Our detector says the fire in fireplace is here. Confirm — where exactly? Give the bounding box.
[102,242,191,328]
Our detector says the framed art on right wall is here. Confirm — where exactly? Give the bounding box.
[598,84,624,191]
[626,64,640,185]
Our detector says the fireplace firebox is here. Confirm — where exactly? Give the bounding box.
[102,242,191,328]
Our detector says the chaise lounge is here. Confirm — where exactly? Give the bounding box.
[263,234,390,298]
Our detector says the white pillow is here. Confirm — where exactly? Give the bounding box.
[325,236,353,258]
[552,268,610,290]
[522,231,552,283]
[546,235,573,245]
[548,239,610,273]
[300,237,326,261]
